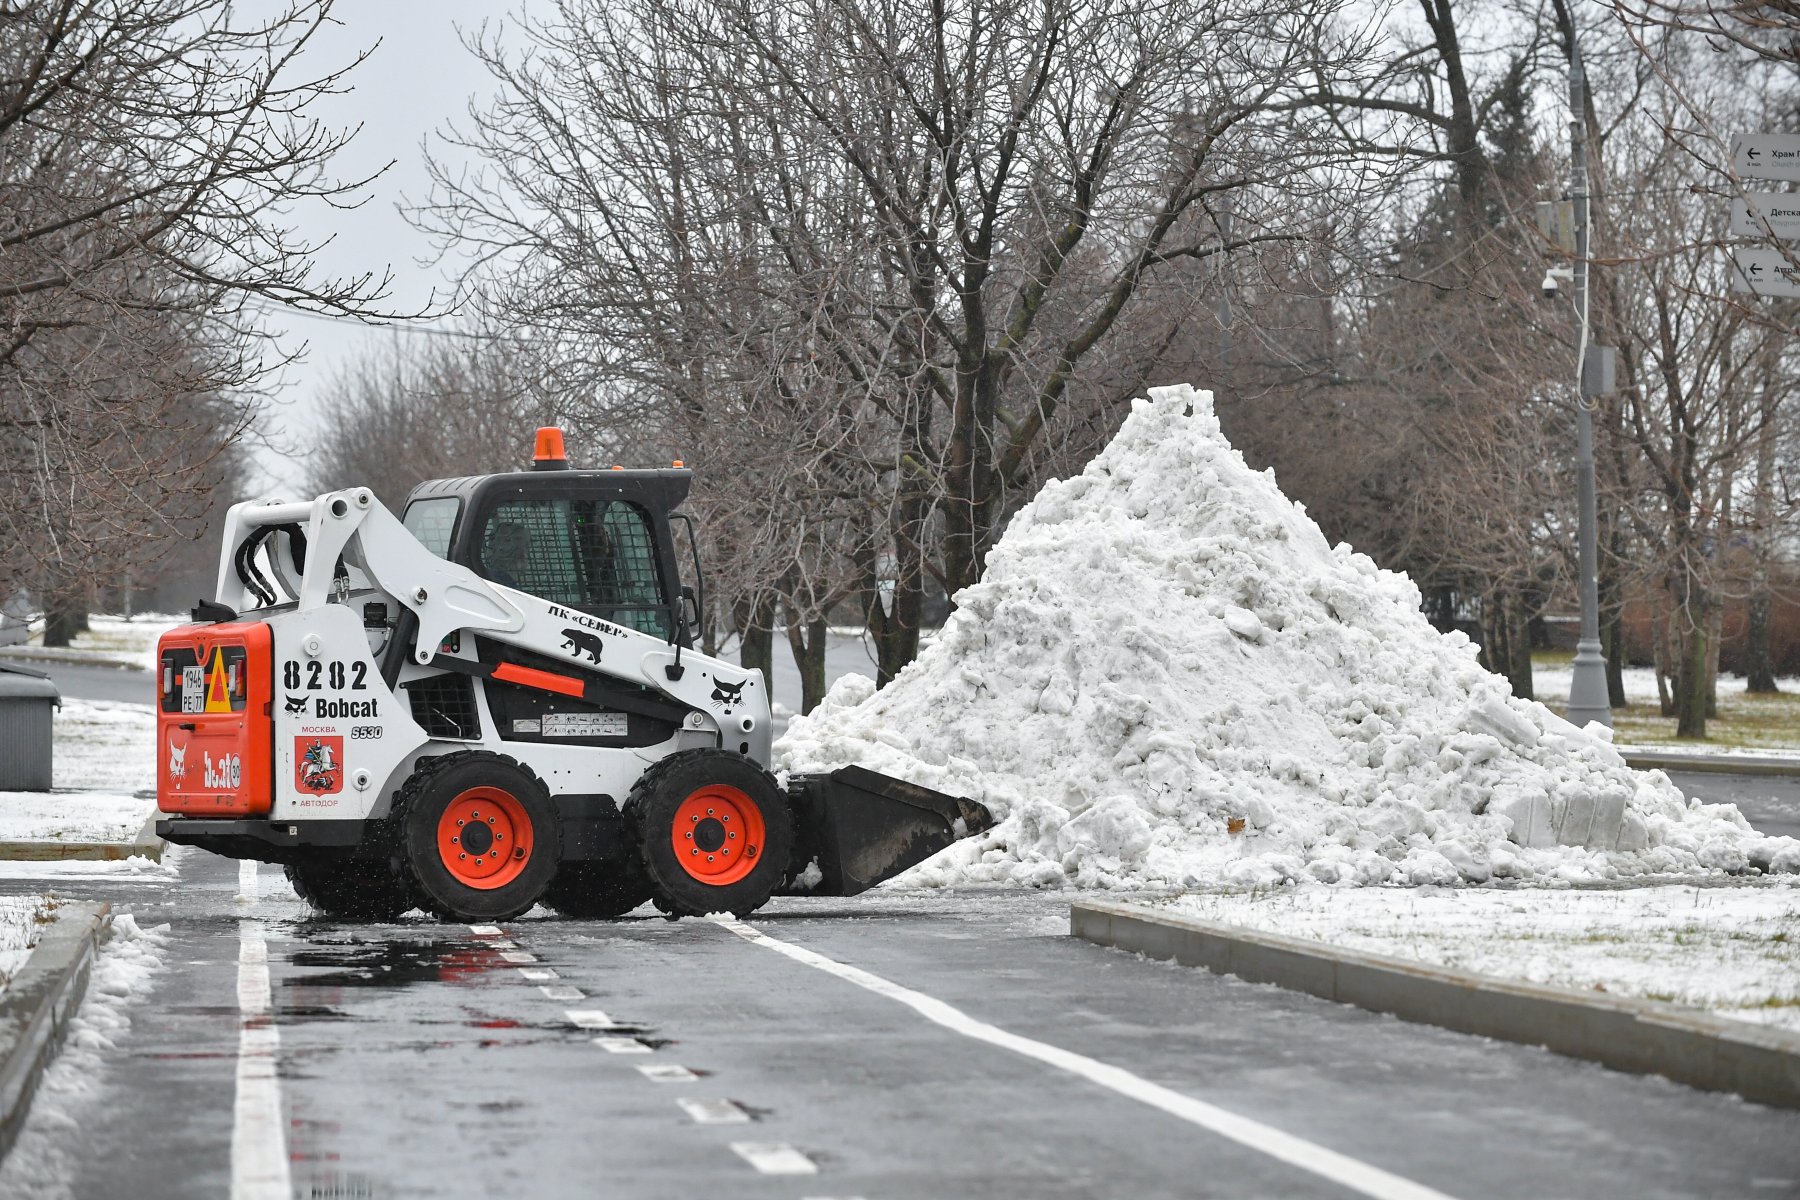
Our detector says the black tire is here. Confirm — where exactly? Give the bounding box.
[542,858,655,919]
[627,749,793,919]
[395,751,559,923]
[285,857,414,921]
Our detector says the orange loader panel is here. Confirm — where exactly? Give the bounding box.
[156,622,274,817]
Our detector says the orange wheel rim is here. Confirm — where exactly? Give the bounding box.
[670,784,764,886]
[437,786,534,890]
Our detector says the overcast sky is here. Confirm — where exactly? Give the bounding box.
[248,0,525,493]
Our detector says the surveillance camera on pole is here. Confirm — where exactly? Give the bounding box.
[1541,266,1572,300]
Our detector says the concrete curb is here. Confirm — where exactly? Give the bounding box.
[0,816,165,864]
[0,901,112,1159]
[1622,749,1800,777]
[1071,899,1800,1109]
[0,841,162,863]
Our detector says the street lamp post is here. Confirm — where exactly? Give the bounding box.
[1565,33,1613,730]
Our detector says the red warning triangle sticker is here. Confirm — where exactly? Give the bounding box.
[205,650,232,713]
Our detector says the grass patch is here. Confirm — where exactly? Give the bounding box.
[1528,650,1800,748]
[1603,695,1800,749]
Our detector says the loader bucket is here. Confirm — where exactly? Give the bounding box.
[782,765,993,897]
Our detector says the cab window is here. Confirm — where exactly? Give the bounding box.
[476,497,669,637]
[402,498,460,559]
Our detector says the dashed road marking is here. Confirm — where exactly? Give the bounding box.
[636,1064,697,1082]
[469,924,504,936]
[731,1142,819,1175]
[718,919,1459,1200]
[232,919,289,1200]
[235,859,259,903]
[566,1009,618,1030]
[595,1037,651,1054]
[517,966,558,980]
[487,939,519,949]
[499,950,538,964]
[540,985,585,1002]
[678,1097,750,1125]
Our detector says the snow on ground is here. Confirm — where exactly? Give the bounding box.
[1533,663,1796,709]
[0,700,156,844]
[0,895,49,984]
[1163,883,1800,1031]
[0,914,168,1200]
[778,384,1799,891]
[0,612,181,673]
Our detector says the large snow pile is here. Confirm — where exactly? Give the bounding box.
[778,385,1800,889]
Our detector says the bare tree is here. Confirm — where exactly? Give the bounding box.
[306,330,556,510]
[420,0,1395,695]
[0,0,399,631]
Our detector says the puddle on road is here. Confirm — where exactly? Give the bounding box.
[287,939,503,989]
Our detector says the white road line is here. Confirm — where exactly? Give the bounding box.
[517,966,558,980]
[566,1009,618,1030]
[487,939,519,949]
[678,1097,751,1125]
[540,985,585,1002]
[232,920,290,1200]
[595,1037,651,1054]
[468,924,504,936]
[498,950,538,964]
[718,919,1459,1200]
[636,1064,697,1082]
[235,859,258,903]
[730,1142,819,1175]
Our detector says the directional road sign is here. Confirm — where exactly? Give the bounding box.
[1731,133,1800,182]
[1730,193,1800,239]
[1729,246,1800,298]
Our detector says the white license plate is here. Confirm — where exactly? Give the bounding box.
[180,666,205,714]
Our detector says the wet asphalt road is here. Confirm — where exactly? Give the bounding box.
[21,660,152,707]
[0,850,1794,1199]
[1669,772,1800,842]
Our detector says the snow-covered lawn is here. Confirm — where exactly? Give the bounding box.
[0,895,49,985]
[0,612,181,673]
[1163,883,1800,1031]
[0,700,156,845]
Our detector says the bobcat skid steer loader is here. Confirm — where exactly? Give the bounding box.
[154,429,989,923]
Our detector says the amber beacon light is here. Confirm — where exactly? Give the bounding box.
[532,427,569,470]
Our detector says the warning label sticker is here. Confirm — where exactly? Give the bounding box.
[542,712,628,738]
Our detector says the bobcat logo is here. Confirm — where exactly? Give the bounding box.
[283,695,308,715]
[168,742,187,781]
[711,679,746,714]
[561,628,605,664]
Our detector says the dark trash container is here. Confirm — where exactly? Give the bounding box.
[0,663,60,791]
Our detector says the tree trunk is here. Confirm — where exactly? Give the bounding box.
[1478,594,1507,679]
[1673,568,1709,739]
[1652,601,1673,717]
[785,613,829,715]
[1747,589,1776,694]
[42,580,88,649]
[734,593,776,691]
[1704,601,1722,720]
[1506,598,1533,701]
[1747,371,1781,694]
[869,474,930,687]
[1599,534,1627,709]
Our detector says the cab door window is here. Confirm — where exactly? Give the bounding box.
[477,498,669,637]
